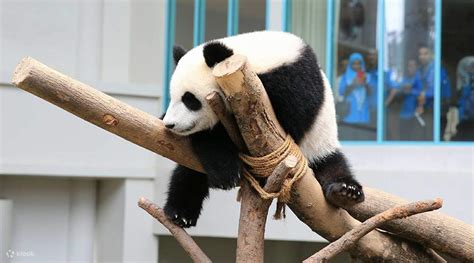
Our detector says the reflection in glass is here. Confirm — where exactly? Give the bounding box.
[384,0,442,141]
[239,0,265,33]
[441,0,474,141]
[175,0,194,51]
[335,0,378,140]
[205,0,227,41]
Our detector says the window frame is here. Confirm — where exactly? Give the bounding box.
[164,0,473,145]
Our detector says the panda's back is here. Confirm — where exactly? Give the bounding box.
[217,31,306,74]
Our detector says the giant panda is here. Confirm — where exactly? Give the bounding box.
[162,31,364,228]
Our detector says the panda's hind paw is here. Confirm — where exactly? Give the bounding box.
[164,205,198,228]
[325,179,364,207]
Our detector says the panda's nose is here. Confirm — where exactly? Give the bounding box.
[165,123,175,129]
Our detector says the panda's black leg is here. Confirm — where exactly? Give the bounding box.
[190,123,241,190]
[309,151,364,207]
[164,165,209,228]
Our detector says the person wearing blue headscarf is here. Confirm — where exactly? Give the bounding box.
[339,53,371,124]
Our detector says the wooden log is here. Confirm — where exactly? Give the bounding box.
[235,157,296,263]
[304,198,444,263]
[346,187,474,262]
[212,54,443,262]
[11,57,474,262]
[11,57,203,172]
[138,198,211,263]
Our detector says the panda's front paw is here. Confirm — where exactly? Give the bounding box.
[208,170,240,190]
[324,179,364,207]
[164,204,199,228]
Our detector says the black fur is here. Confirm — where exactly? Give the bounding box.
[258,45,325,143]
[182,92,202,111]
[203,41,234,67]
[164,165,209,228]
[164,123,240,227]
[165,42,364,228]
[173,45,187,65]
[190,123,241,189]
[309,151,364,207]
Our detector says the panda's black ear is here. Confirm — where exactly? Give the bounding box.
[173,45,187,65]
[203,41,234,67]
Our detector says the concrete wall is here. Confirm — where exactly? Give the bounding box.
[1,0,163,262]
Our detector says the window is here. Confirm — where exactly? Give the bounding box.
[239,0,266,33]
[205,0,228,41]
[384,0,436,141]
[334,0,378,141]
[441,0,474,141]
[175,0,194,51]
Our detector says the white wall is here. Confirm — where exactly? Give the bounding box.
[0,0,164,262]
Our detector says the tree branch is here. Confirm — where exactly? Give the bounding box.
[138,198,211,263]
[345,187,474,261]
[206,90,295,263]
[304,198,444,263]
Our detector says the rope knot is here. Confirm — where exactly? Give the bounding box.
[238,136,308,219]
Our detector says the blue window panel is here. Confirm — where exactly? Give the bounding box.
[325,0,335,84]
[228,0,239,36]
[163,0,176,112]
[434,0,442,142]
[376,0,385,143]
[194,0,206,47]
[282,0,292,32]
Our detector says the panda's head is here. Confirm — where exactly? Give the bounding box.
[163,41,234,136]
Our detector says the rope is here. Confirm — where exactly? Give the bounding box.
[238,135,308,219]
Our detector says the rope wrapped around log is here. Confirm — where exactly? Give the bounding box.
[239,135,308,219]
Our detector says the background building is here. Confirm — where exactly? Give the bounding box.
[0,0,472,262]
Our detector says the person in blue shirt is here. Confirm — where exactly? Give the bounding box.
[339,53,371,125]
[366,50,399,128]
[452,58,474,141]
[415,45,452,140]
[397,59,424,140]
[338,53,375,140]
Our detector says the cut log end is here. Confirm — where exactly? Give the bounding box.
[12,56,36,86]
[212,54,247,78]
[283,155,298,168]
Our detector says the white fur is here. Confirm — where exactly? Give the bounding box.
[165,31,340,159]
[298,71,340,161]
[166,31,305,135]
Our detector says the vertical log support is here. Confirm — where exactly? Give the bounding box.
[212,55,441,262]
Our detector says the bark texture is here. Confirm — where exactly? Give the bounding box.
[346,187,474,262]
[138,198,211,263]
[304,198,444,263]
[11,57,203,172]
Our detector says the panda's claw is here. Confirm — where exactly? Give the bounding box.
[164,204,200,228]
[324,179,365,207]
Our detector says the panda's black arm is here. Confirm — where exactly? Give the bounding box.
[190,123,241,190]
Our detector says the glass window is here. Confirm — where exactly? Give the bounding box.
[441,0,474,141]
[334,0,378,141]
[175,0,194,51]
[384,0,437,141]
[290,0,328,72]
[205,0,227,41]
[239,0,266,33]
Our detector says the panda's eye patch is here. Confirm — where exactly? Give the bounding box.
[182,92,202,111]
